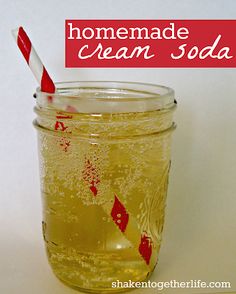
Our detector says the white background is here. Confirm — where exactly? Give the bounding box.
[0,0,236,293]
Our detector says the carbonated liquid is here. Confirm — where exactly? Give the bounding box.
[36,108,174,292]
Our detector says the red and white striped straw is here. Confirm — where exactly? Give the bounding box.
[12,27,157,267]
[12,26,56,94]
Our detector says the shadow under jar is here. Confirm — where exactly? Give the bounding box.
[33,81,177,293]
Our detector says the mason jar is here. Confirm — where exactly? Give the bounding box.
[34,81,176,292]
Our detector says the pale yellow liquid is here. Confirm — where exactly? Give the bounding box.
[36,109,173,292]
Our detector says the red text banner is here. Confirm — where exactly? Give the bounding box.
[65,20,236,67]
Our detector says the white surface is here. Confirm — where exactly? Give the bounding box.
[0,0,236,293]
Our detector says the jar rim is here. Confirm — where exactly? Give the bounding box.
[36,81,175,113]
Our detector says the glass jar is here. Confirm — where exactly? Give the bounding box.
[34,81,176,292]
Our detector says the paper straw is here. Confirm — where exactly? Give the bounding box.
[12,27,157,268]
[12,26,55,94]
[82,158,171,267]
[110,162,170,266]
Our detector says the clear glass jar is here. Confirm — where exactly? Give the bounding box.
[34,81,176,292]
